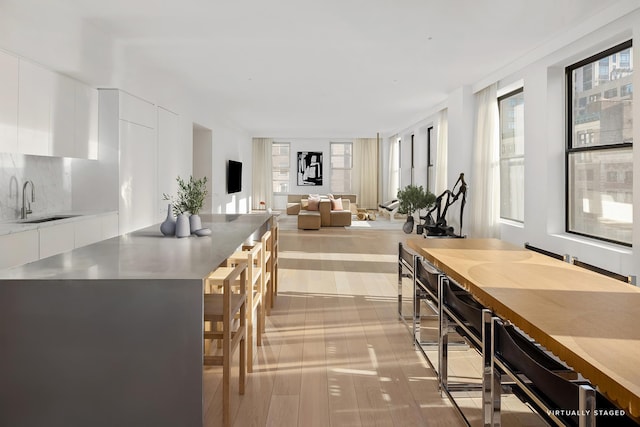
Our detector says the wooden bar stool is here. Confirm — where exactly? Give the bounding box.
[203,262,247,427]
[226,242,263,373]
[271,221,279,302]
[261,230,273,317]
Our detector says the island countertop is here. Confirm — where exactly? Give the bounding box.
[0,213,271,281]
[0,213,273,427]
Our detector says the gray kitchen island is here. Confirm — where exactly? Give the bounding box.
[0,213,272,427]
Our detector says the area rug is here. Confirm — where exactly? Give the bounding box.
[345,217,403,230]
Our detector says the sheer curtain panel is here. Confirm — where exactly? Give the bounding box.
[470,84,500,238]
[252,138,273,210]
[387,136,399,201]
[353,138,378,209]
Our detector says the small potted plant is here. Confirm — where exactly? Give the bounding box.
[163,175,208,237]
[397,185,436,234]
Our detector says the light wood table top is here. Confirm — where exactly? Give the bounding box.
[407,237,640,418]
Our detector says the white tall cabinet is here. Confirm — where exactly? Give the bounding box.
[98,89,184,235]
[0,50,19,153]
[98,90,158,235]
[157,107,181,221]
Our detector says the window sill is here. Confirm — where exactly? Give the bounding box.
[550,232,632,255]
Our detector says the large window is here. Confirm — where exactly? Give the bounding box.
[330,142,352,192]
[566,40,633,246]
[498,88,525,222]
[272,142,290,193]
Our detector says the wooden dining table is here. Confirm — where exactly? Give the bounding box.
[407,237,640,419]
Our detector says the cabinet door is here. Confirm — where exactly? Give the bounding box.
[18,60,52,156]
[0,230,39,269]
[50,73,76,157]
[101,212,119,239]
[39,223,75,259]
[74,216,103,248]
[157,107,180,221]
[119,91,155,128]
[75,83,99,159]
[0,51,19,153]
[119,121,157,235]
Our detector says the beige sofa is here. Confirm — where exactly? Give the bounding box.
[291,194,356,229]
[287,194,357,215]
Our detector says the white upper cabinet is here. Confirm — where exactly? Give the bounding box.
[18,59,52,156]
[74,82,99,159]
[50,73,76,158]
[0,50,19,153]
[2,55,99,159]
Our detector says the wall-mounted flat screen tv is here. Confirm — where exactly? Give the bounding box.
[227,160,242,194]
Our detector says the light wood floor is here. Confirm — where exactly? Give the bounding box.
[202,216,546,427]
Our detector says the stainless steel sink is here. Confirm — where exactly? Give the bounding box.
[20,215,80,224]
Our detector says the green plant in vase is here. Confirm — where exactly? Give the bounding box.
[397,184,436,234]
[163,175,208,236]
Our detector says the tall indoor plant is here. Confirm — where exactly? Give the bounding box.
[397,184,436,234]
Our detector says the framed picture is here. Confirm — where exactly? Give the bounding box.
[297,151,323,186]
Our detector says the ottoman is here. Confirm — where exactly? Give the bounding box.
[298,211,321,230]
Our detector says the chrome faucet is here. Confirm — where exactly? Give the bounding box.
[21,180,35,219]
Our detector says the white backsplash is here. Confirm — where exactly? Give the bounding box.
[0,153,72,221]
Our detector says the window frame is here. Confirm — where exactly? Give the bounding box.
[272,142,291,194]
[329,141,353,193]
[565,39,633,247]
[497,86,525,223]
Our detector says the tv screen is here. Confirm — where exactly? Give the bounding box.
[227,160,242,194]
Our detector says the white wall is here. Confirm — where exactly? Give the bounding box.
[382,7,640,278]
[209,123,252,214]
[270,137,353,210]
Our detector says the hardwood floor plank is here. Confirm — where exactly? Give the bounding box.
[199,217,538,426]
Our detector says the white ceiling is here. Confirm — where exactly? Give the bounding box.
[0,0,634,137]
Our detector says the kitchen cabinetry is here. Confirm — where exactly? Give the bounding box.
[100,89,158,235]
[2,55,98,159]
[75,82,99,159]
[51,73,76,157]
[0,50,19,153]
[119,91,156,128]
[74,216,103,248]
[0,213,120,269]
[39,222,75,259]
[119,121,157,234]
[18,60,52,156]
[101,212,119,240]
[157,107,181,221]
[0,229,39,269]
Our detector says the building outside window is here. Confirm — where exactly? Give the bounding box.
[330,142,352,193]
[272,142,290,193]
[498,88,525,222]
[566,40,633,246]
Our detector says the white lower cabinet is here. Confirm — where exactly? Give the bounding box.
[0,213,121,269]
[74,216,103,249]
[0,230,39,269]
[39,222,75,259]
[101,213,119,239]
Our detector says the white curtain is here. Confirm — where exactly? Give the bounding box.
[434,109,448,196]
[470,84,500,238]
[387,136,399,201]
[353,138,378,209]
[251,138,273,210]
